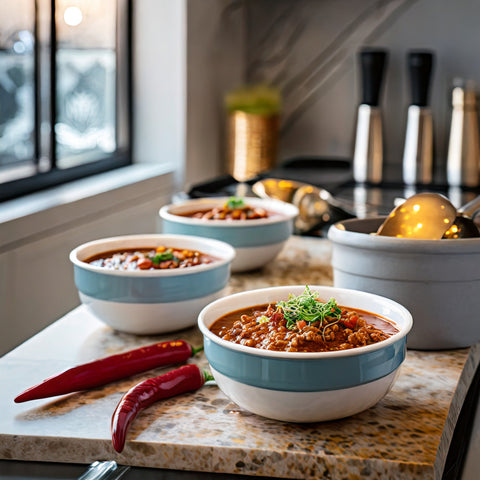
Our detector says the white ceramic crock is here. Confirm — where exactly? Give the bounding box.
[328,217,480,350]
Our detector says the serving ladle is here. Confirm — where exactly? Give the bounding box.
[252,178,355,234]
[443,195,480,238]
[252,178,307,203]
[376,192,480,239]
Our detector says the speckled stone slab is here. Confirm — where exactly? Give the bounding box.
[1,237,479,479]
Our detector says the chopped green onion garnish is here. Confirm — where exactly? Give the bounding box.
[276,286,342,330]
[257,315,270,324]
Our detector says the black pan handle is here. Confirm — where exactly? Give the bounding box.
[359,48,388,106]
[408,50,434,107]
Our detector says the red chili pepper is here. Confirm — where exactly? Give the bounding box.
[14,340,203,403]
[111,364,213,453]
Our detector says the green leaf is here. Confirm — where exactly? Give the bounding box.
[152,251,174,263]
[225,196,245,210]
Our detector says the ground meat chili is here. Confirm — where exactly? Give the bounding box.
[210,287,399,353]
[180,196,271,221]
[85,246,217,271]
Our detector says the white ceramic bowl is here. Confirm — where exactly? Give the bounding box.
[159,197,298,272]
[198,285,412,423]
[70,234,235,335]
[328,217,480,350]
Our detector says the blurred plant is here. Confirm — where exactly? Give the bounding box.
[225,84,281,116]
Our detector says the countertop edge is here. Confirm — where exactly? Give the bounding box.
[0,435,435,479]
[435,342,480,478]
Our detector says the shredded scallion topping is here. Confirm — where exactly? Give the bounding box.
[276,286,342,330]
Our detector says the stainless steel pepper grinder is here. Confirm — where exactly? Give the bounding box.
[353,49,388,184]
[446,79,480,188]
[402,51,434,185]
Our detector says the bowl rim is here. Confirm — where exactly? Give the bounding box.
[198,285,413,359]
[69,233,236,277]
[329,216,480,251]
[159,196,299,228]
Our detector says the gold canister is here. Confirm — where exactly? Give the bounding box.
[227,111,279,182]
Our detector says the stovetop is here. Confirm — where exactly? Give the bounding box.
[182,157,480,236]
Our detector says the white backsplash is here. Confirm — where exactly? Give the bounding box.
[191,0,480,183]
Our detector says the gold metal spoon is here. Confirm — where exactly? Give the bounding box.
[442,195,480,238]
[443,216,480,238]
[251,178,306,203]
[376,192,457,239]
[252,178,354,234]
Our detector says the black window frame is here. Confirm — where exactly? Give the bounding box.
[0,0,133,203]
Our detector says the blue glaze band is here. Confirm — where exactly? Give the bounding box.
[204,336,406,392]
[162,220,292,248]
[73,264,230,303]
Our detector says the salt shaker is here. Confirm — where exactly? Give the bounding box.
[446,80,480,187]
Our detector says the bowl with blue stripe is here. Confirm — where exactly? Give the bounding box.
[70,234,235,334]
[159,197,299,272]
[198,285,412,423]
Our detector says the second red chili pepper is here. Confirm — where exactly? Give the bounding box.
[111,364,213,453]
[15,340,203,403]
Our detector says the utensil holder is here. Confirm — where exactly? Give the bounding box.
[227,111,279,183]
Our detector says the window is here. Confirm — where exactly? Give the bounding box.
[0,0,132,202]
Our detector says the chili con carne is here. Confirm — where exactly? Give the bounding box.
[210,287,398,352]
[179,197,271,221]
[111,364,213,452]
[86,246,217,270]
[14,340,203,403]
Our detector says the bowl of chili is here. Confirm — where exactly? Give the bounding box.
[159,196,298,272]
[198,285,412,423]
[70,234,235,334]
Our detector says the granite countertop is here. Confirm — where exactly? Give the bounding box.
[1,236,479,479]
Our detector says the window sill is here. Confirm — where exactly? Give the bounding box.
[0,163,176,252]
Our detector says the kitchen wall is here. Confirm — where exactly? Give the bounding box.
[189,0,480,186]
